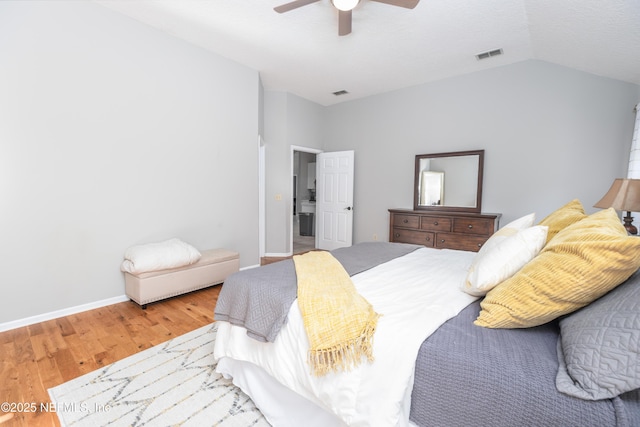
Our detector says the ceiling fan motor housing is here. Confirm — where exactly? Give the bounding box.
[274,0,419,36]
[332,0,360,11]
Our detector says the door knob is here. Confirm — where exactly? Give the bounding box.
[345,206,352,210]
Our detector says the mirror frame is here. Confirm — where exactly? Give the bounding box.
[413,149,484,213]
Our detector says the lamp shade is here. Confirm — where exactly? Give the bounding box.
[331,0,360,11]
[594,178,640,212]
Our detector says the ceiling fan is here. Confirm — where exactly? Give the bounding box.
[274,0,420,36]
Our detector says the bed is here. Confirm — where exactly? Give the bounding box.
[213,201,640,427]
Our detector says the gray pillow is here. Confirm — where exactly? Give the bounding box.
[556,270,640,400]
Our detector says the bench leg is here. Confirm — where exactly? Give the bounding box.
[130,298,147,310]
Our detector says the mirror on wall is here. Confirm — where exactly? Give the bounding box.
[413,150,484,213]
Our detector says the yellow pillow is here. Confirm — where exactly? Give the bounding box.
[475,208,640,328]
[538,199,587,245]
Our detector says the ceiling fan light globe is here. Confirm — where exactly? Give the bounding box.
[331,0,360,11]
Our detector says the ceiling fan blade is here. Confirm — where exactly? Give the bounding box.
[274,0,321,13]
[369,0,419,9]
[338,9,352,36]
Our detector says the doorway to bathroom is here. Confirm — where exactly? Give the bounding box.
[292,147,319,254]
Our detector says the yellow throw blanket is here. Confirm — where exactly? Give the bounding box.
[293,251,380,377]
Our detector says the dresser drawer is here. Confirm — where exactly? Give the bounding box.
[389,209,501,253]
[435,232,488,252]
[391,228,435,247]
[452,217,494,236]
[392,214,420,229]
[420,217,452,232]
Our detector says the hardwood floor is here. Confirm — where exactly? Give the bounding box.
[0,285,221,427]
[260,256,290,265]
[260,249,322,266]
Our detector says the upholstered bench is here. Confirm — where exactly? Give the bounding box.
[124,248,239,308]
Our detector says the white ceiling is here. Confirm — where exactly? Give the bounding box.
[95,0,640,106]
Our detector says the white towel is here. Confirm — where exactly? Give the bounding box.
[121,238,201,274]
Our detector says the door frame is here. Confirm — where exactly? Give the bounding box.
[290,145,323,255]
[258,135,266,258]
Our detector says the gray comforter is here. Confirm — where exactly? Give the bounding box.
[410,300,640,427]
[214,242,420,342]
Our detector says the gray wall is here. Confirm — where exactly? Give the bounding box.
[323,60,640,243]
[263,92,325,255]
[0,1,260,324]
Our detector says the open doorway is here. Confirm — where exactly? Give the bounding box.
[292,146,321,254]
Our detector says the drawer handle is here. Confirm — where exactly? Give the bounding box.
[425,236,431,241]
[403,219,409,223]
[477,243,482,247]
[433,221,439,226]
[395,233,400,238]
[440,239,445,243]
[468,224,473,229]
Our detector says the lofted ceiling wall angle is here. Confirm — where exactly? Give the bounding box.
[95,0,640,106]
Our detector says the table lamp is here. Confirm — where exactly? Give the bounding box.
[594,178,640,235]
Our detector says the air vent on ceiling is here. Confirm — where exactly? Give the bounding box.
[475,48,503,60]
[333,90,349,96]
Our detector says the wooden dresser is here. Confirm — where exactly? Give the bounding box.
[389,209,501,252]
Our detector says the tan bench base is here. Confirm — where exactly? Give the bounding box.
[124,248,239,308]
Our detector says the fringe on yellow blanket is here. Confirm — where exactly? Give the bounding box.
[293,251,380,377]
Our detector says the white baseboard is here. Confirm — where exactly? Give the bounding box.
[0,295,130,333]
[0,266,265,334]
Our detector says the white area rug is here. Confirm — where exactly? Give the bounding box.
[48,323,270,426]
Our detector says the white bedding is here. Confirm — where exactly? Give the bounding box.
[213,247,477,426]
[120,238,201,274]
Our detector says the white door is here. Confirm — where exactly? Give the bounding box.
[316,150,354,250]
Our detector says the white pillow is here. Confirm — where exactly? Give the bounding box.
[121,238,201,274]
[489,213,535,240]
[463,214,547,296]
[469,213,535,260]
[504,212,536,229]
